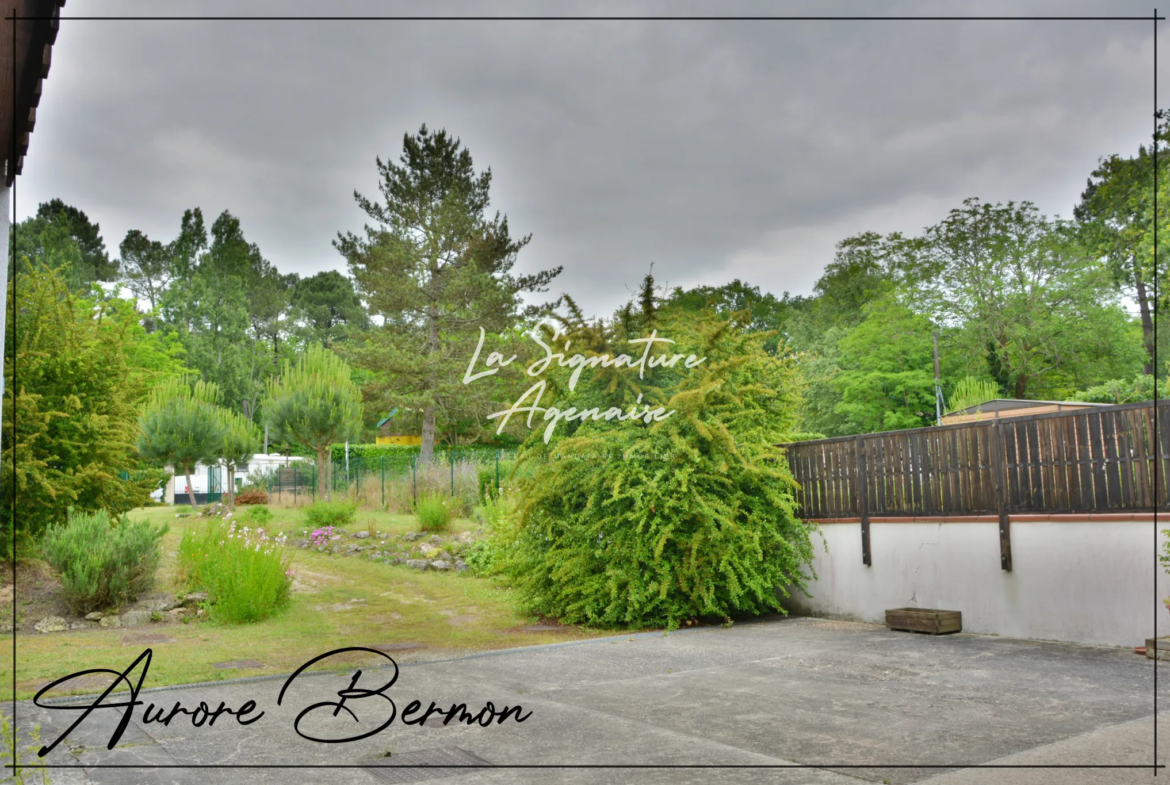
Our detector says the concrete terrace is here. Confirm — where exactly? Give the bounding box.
[11,615,1168,784]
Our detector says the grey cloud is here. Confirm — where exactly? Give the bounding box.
[19,0,1166,315]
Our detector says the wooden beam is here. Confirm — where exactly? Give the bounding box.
[991,422,1012,571]
[857,435,871,567]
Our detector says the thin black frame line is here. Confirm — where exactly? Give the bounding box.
[10,14,1170,22]
[8,764,1169,771]
[5,5,1165,776]
[7,8,14,779]
[1151,4,1160,781]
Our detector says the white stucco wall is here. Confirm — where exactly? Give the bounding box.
[781,519,1170,648]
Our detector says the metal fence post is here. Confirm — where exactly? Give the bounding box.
[495,450,500,497]
[294,465,298,505]
[381,455,385,509]
[412,456,417,504]
[450,451,455,497]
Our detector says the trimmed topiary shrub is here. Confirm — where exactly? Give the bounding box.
[41,510,168,613]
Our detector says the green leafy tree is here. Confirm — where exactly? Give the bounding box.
[158,209,293,417]
[1074,113,1170,376]
[666,279,795,354]
[219,408,261,509]
[912,198,1143,400]
[137,377,227,511]
[263,343,362,501]
[832,297,938,433]
[10,199,116,291]
[1068,373,1156,404]
[335,124,561,462]
[117,229,173,314]
[1,264,163,556]
[291,270,369,348]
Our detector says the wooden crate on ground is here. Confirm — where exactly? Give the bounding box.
[885,607,962,635]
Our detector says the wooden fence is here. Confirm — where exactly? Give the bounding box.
[780,400,1169,570]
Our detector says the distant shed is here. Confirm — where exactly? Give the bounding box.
[940,398,1111,426]
[376,409,422,446]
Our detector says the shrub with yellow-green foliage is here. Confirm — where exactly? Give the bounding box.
[480,277,818,630]
[3,263,180,558]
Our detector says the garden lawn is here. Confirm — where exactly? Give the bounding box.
[4,505,606,700]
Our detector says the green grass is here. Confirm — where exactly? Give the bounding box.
[5,504,605,699]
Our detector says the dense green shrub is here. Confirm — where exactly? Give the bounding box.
[4,265,173,558]
[1070,373,1156,405]
[177,520,291,624]
[41,510,168,613]
[301,499,358,530]
[244,505,274,526]
[479,288,819,630]
[464,492,519,574]
[476,459,515,503]
[415,494,453,532]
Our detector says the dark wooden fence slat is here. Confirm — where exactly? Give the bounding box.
[1117,410,1134,507]
[1013,420,1027,509]
[819,444,829,516]
[1025,420,1042,511]
[1076,414,1094,510]
[1063,415,1080,509]
[1153,406,1165,507]
[972,427,986,511]
[920,429,935,513]
[1131,409,1149,508]
[1057,416,1073,509]
[1003,422,1020,511]
[1087,413,1107,511]
[1044,418,1059,509]
[1102,413,1121,508]
[1155,404,1165,510]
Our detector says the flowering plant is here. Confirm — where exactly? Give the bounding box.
[309,526,344,550]
[178,519,294,623]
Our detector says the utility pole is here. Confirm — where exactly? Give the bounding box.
[932,330,944,426]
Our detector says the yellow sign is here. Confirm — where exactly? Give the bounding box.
[376,434,422,446]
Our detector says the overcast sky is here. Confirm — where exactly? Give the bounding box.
[17,0,1167,317]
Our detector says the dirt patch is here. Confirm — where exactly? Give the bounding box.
[440,609,482,628]
[122,633,176,646]
[6,560,72,633]
[504,615,576,634]
[291,568,344,594]
[378,590,432,604]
